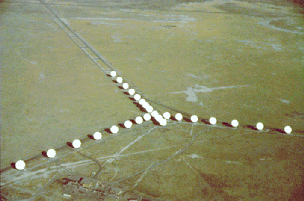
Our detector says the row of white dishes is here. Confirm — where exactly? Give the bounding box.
[13,71,293,170]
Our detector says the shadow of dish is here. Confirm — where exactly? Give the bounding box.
[66,142,74,148]
[245,125,258,131]
[104,128,112,134]
[10,162,16,169]
[41,151,48,158]
[222,122,233,128]
[119,123,127,128]
[201,119,211,125]
[183,117,192,123]
[87,134,94,139]
[151,117,161,126]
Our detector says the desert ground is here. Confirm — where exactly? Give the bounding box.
[1,0,304,200]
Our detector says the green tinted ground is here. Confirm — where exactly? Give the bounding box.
[1,0,304,201]
[57,1,304,129]
[1,2,142,169]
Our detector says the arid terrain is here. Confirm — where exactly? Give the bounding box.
[1,0,304,200]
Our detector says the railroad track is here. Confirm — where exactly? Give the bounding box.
[1,0,303,174]
[37,0,192,116]
[38,0,304,138]
[1,1,303,200]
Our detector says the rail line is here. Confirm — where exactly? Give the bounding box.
[0,0,304,172]
[1,2,304,200]
[37,0,192,116]
[1,0,303,176]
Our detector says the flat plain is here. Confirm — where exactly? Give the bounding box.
[1,0,304,200]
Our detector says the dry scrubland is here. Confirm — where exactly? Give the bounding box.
[1,0,304,200]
